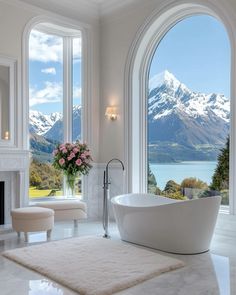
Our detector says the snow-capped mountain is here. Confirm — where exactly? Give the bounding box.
[148,70,230,147]
[149,70,229,122]
[29,110,62,135]
[29,106,82,162]
[44,105,81,142]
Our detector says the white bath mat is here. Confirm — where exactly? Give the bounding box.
[3,236,184,295]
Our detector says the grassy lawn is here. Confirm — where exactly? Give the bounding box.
[29,187,63,199]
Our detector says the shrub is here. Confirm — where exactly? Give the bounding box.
[162,191,187,200]
[181,177,208,189]
[163,180,181,193]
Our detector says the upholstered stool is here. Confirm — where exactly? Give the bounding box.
[35,200,87,226]
[11,207,54,242]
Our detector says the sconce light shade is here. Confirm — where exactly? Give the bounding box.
[4,131,9,140]
[105,106,118,121]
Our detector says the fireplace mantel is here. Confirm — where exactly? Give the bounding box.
[0,149,30,225]
[0,150,29,172]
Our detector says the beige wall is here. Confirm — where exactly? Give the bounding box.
[0,2,37,58]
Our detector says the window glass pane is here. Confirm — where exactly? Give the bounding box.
[29,30,64,200]
[147,15,230,206]
[72,37,82,142]
[0,66,10,140]
[72,37,82,197]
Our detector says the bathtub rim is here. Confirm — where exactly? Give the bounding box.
[111,193,222,209]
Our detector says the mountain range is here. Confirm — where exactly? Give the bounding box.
[29,106,81,162]
[29,71,229,163]
[148,71,229,162]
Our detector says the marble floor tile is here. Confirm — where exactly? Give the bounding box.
[0,214,235,294]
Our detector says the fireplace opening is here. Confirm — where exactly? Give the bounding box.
[0,181,4,224]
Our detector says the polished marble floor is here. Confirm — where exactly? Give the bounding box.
[0,214,235,295]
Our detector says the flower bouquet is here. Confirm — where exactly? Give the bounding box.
[52,141,92,197]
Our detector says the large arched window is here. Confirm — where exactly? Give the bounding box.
[125,3,236,214]
[147,15,230,206]
[28,22,82,201]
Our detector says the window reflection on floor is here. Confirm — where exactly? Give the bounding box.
[211,254,230,295]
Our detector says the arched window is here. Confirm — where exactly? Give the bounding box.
[28,22,82,200]
[147,15,230,206]
[125,3,236,214]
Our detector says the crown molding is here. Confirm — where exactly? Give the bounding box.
[98,0,137,17]
[4,0,100,23]
[1,0,140,21]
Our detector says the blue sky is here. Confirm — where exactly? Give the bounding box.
[149,15,231,97]
[29,15,230,116]
[29,30,81,115]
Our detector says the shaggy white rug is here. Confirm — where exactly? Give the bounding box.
[3,236,184,295]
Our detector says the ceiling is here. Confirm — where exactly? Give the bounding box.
[17,0,137,19]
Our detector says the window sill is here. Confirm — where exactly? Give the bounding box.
[29,196,83,205]
[219,205,229,214]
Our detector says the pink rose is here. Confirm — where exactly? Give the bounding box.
[73,147,79,153]
[59,144,65,151]
[81,153,86,159]
[69,152,75,159]
[59,158,65,166]
[62,148,67,154]
[76,159,82,166]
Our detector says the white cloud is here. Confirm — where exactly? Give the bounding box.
[73,86,81,99]
[29,30,63,63]
[29,30,82,63]
[30,83,82,106]
[29,82,62,106]
[41,67,56,75]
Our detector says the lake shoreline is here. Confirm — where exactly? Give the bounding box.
[150,161,217,190]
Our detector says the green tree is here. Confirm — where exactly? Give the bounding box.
[30,170,42,186]
[211,137,229,191]
[148,165,161,194]
[29,159,63,190]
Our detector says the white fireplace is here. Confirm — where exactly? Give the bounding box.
[0,149,29,225]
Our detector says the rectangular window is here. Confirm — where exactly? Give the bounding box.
[28,27,82,201]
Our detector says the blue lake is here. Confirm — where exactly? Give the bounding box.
[150,161,217,190]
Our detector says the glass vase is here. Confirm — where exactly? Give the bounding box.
[65,174,77,199]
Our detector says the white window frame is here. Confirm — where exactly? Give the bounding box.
[22,16,92,201]
[124,1,236,214]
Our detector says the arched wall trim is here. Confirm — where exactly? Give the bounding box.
[124,0,236,214]
[22,15,92,201]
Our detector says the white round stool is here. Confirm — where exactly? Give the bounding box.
[11,207,54,242]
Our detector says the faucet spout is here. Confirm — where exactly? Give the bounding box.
[105,158,124,189]
[103,158,125,238]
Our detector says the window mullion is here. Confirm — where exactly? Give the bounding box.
[63,36,73,143]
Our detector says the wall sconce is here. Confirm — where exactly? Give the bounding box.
[105,106,118,121]
[4,131,9,140]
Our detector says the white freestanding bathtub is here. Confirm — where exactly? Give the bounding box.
[111,193,221,254]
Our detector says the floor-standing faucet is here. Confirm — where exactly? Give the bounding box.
[103,158,125,238]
